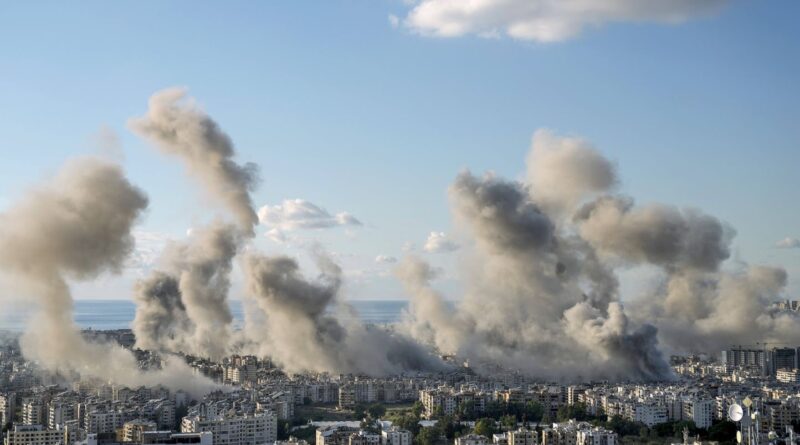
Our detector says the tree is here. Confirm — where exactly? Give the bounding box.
[412,401,425,418]
[501,415,517,430]
[524,402,544,422]
[367,404,387,420]
[354,404,368,420]
[416,426,442,445]
[485,401,506,419]
[708,421,737,443]
[474,418,497,438]
[277,421,291,440]
[458,401,477,421]
[394,413,421,436]
[557,404,590,422]
[672,420,698,438]
[605,416,644,437]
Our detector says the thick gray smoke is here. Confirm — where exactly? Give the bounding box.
[0,158,220,395]
[242,252,447,375]
[132,272,189,352]
[398,129,796,380]
[128,87,259,234]
[129,88,255,358]
[131,223,240,359]
[396,169,672,381]
[575,196,733,272]
[127,88,441,374]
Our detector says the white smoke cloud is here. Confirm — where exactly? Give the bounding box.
[423,231,460,253]
[258,199,362,230]
[398,0,728,42]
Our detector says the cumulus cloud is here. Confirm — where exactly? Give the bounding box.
[398,0,728,42]
[423,231,460,253]
[258,199,362,230]
[776,237,800,249]
[375,255,398,264]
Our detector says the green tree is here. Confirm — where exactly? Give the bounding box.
[277,421,291,440]
[605,416,644,437]
[524,402,544,422]
[458,401,477,420]
[412,401,425,418]
[708,421,737,443]
[474,418,497,438]
[672,420,698,438]
[416,426,442,445]
[501,415,517,430]
[485,401,506,419]
[354,404,368,420]
[557,404,586,422]
[394,413,421,436]
[367,404,387,420]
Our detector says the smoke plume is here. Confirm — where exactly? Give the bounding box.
[241,251,446,375]
[129,88,256,358]
[0,158,219,395]
[398,129,796,380]
[129,87,259,235]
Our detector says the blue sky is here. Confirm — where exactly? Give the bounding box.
[0,0,798,301]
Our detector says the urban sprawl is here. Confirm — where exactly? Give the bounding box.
[4,327,800,445]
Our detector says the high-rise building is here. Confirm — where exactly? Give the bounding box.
[771,348,797,373]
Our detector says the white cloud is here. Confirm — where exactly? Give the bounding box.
[398,0,728,43]
[388,14,400,28]
[424,231,460,253]
[258,199,362,230]
[266,228,288,244]
[375,255,398,264]
[402,241,417,252]
[776,237,800,249]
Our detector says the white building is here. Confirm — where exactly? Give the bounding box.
[0,394,15,426]
[121,419,158,443]
[633,404,668,427]
[182,412,276,445]
[419,390,456,419]
[777,369,800,384]
[21,400,42,426]
[576,428,617,445]
[454,435,489,445]
[3,425,63,445]
[682,399,714,429]
[348,432,380,445]
[381,428,411,445]
[506,428,537,445]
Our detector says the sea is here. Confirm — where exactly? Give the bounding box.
[0,299,409,332]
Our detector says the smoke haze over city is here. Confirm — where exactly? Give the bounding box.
[0,0,798,395]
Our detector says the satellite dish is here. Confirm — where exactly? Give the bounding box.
[729,404,744,422]
[736,431,742,443]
